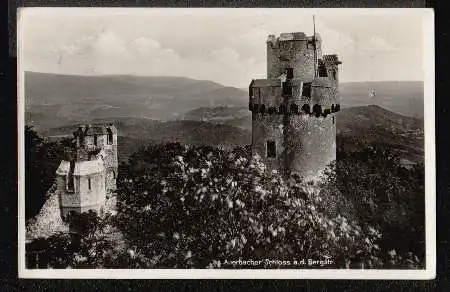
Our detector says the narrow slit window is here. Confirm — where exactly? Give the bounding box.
[88,177,91,191]
[267,141,276,158]
[333,116,335,124]
[318,59,328,77]
[67,175,74,192]
[286,68,294,79]
[94,135,98,146]
[67,160,75,192]
[253,88,260,104]
[107,129,113,145]
[302,83,312,98]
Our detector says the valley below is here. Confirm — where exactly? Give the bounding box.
[25,72,424,165]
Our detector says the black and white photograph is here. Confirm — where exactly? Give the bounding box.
[18,8,435,279]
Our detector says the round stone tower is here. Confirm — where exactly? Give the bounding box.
[249,32,342,179]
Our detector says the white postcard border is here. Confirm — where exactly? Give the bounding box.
[17,7,436,279]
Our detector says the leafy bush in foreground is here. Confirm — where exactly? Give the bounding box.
[114,143,420,269]
[26,139,424,269]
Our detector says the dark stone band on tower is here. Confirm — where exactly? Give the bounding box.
[249,102,341,117]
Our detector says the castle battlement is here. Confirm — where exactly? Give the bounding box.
[267,32,321,45]
[250,31,341,179]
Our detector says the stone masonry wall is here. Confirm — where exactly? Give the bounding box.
[284,114,336,179]
[251,113,285,172]
[104,134,118,192]
[267,38,322,80]
[251,32,340,178]
[252,111,336,178]
[57,172,107,218]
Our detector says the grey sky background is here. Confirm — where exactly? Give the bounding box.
[19,8,427,88]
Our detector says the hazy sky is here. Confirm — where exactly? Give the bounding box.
[19,8,429,87]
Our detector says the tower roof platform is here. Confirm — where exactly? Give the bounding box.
[56,159,105,176]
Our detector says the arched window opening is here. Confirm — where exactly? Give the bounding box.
[268,107,277,114]
[290,104,299,114]
[107,128,113,145]
[313,104,322,117]
[333,70,337,79]
[302,104,310,114]
[279,104,287,114]
[324,109,331,116]
[331,104,335,113]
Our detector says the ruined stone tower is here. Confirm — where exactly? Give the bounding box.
[249,32,342,179]
[73,124,118,192]
[55,124,118,218]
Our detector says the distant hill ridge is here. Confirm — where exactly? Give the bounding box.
[24,71,249,131]
[25,72,424,133]
[41,104,423,164]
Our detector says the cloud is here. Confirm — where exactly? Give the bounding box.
[24,26,267,86]
[20,9,425,85]
[211,47,240,63]
[366,35,399,52]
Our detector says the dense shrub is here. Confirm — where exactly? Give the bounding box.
[334,140,425,263]
[114,143,420,269]
[25,128,425,269]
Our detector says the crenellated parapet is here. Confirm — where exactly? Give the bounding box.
[248,76,341,118]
